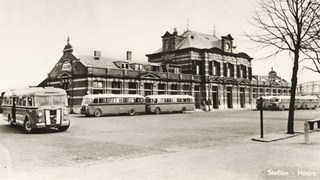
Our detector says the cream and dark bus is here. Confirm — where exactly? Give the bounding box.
[2,87,70,133]
[145,95,195,114]
[80,94,145,117]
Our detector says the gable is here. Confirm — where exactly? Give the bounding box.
[139,72,160,79]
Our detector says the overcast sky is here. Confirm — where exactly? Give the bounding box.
[0,0,319,91]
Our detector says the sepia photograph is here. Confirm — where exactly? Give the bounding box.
[1,0,320,179]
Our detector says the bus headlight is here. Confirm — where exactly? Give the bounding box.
[63,111,68,116]
[37,112,43,118]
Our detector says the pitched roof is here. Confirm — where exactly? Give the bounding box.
[78,55,122,69]
[177,30,221,50]
[77,55,160,69]
[153,30,222,54]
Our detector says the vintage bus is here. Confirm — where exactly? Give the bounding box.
[2,87,70,133]
[256,96,274,110]
[80,94,145,117]
[270,96,301,110]
[299,96,319,110]
[145,95,195,114]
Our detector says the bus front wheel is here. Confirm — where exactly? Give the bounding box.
[94,109,102,117]
[23,118,33,133]
[128,108,135,116]
[58,125,70,132]
[181,107,187,113]
[154,107,161,115]
[281,106,285,111]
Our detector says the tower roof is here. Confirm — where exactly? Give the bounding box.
[63,37,73,52]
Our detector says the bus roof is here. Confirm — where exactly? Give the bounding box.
[299,96,319,99]
[145,95,194,99]
[256,96,274,100]
[82,94,145,99]
[3,87,66,97]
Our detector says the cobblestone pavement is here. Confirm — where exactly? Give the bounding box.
[0,109,320,179]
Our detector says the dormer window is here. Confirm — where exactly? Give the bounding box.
[135,64,144,71]
[121,63,129,69]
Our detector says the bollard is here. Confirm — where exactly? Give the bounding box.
[304,121,310,144]
[259,97,264,138]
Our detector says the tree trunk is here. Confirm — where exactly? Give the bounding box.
[287,51,299,134]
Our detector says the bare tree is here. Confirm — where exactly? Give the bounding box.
[247,0,320,134]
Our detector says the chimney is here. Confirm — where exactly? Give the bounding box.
[173,27,178,35]
[126,51,132,61]
[94,51,101,60]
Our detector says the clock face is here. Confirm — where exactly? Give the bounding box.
[225,43,230,51]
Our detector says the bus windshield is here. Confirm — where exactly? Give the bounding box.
[81,97,93,105]
[35,95,68,106]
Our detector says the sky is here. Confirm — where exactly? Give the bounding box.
[0,0,319,92]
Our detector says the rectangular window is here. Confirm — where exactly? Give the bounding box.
[158,84,165,90]
[93,81,103,88]
[112,90,121,94]
[171,84,178,90]
[183,85,190,91]
[112,82,121,89]
[209,61,213,75]
[144,83,153,90]
[93,89,103,94]
[128,82,137,89]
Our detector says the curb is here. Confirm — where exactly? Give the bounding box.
[252,132,303,142]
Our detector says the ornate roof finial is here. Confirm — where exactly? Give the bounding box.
[187,17,189,31]
[67,36,70,45]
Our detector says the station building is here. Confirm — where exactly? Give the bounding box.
[38,29,291,112]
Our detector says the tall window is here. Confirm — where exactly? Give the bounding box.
[171,84,178,95]
[158,84,166,95]
[112,82,121,94]
[144,83,153,96]
[209,61,213,75]
[128,82,137,94]
[93,81,104,94]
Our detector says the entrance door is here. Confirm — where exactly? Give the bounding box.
[240,87,245,108]
[12,97,17,122]
[195,92,200,109]
[212,86,219,109]
[227,87,233,108]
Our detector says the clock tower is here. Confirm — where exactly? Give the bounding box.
[221,34,234,53]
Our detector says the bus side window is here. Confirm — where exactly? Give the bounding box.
[93,98,98,104]
[98,98,105,104]
[27,97,33,106]
[22,97,27,106]
[154,99,158,103]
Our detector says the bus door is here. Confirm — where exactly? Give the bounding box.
[12,97,17,122]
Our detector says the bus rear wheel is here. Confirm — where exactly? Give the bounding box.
[281,106,285,111]
[154,107,161,115]
[94,109,102,117]
[23,118,33,133]
[128,108,135,116]
[181,107,187,113]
